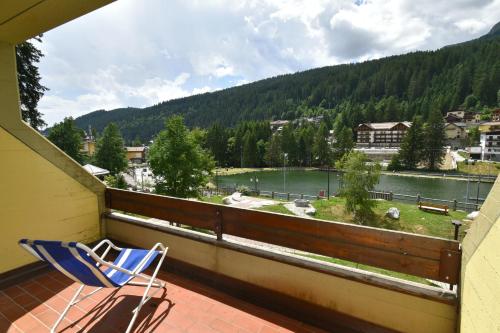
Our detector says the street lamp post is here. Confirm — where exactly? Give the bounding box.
[283,153,288,193]
[215,167,219,195]
[141,170,144,191]
[250,177,259,193]
[327,165,330,199]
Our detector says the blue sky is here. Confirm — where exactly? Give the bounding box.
[36,0,500,126]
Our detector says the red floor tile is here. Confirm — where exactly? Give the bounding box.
[210,318,241,333]
[3,286,25,299]
[0,269,327,333]
[11,314,44,332]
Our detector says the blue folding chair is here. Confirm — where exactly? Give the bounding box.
[19,239,168,333]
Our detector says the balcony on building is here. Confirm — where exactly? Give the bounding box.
[2,2,500,333]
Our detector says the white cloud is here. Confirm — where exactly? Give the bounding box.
[39,92,122,124]
[130,73,192,104]
[36,0,500,126]
[39,70,205,125]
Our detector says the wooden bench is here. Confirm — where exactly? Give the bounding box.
[418,201,449,215]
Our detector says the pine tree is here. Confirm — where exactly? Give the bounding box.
[94,123,128,175]
[16,37,48,129]
[333,126,354,162]
[242,130,258,167]
[399,116,424,169]
[422,109,446,170]
[313,122,330,166]
[281,124,297,165]
[264,134,282,167]
[387,154,403,171]
[206,122,229,166]
[297,134,307,166]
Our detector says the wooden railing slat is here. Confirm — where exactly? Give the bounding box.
[105,188,460,283]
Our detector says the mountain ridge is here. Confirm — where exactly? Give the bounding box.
[73,22,500,141]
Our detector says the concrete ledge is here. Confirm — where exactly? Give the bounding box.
[106,212,457,305]
[105,212,458,333]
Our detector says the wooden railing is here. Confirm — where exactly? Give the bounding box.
[105,188,461,284]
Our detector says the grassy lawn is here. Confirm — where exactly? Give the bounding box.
[257,198,469,285]
[313,197,468,240]
[215,167,277,176]
[199,195,225,204]
[257,203,294,215]
[202,194,469,285]
[457,161,500,176]
[253,197,468,240]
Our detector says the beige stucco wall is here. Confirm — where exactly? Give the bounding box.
[445,126,465,139]
[0,38,105,273]
[107,217,457,333]
[460,175,500,332]
[0,127,101,272]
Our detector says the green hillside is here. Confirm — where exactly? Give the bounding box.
[74,26,500,142]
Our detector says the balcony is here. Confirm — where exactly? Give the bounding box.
[2,2,500,333]
[1,188,464,333]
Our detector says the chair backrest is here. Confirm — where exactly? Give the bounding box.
[19,239,117,288]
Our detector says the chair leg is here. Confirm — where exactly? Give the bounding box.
[51,284,84,333]
[125,250,168,333]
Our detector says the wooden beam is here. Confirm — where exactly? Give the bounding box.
[106,188,461,283]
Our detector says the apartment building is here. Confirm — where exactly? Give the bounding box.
[356,122,411,147]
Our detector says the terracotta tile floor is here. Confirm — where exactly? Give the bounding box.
[0,269,327,333]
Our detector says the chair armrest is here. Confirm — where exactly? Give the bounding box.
[92,239,122,252]
[131,243,168,274]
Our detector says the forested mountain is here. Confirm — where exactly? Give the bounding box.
[74,23,500,142]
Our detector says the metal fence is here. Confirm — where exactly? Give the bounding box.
[391,193,480,212]
[203,186,481,212]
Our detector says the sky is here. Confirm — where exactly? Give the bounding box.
[36,0,500,126]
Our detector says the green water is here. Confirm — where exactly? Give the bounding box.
[217,170,493,202]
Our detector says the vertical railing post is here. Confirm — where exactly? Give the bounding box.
[215,209,223,241]
[452,220,462,241]
[287,193,290,201]
[453,199,457,211]
[271,191,274,199]
[417,194,420,203]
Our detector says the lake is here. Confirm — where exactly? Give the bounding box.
[216,170,493,203]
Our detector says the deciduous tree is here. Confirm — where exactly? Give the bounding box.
[336,151,381,224]
[48,117,84,164]
[148,116,214,198]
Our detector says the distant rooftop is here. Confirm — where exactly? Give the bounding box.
[126,147,146,152]
[83,164,109,176]
[358,122,411,130]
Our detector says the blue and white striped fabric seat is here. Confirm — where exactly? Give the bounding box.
[19,239,159,288]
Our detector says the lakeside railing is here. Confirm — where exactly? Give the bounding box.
[317,168,497,182]
[106,188,461,285]
[206,186,481,212]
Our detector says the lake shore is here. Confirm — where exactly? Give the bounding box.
[215,167,316,176]
[215,167,496,182]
